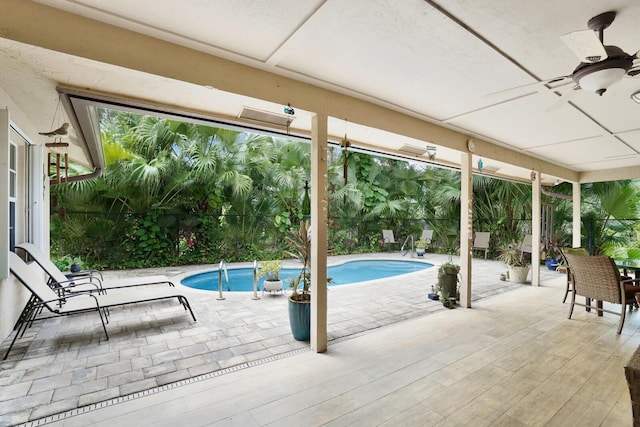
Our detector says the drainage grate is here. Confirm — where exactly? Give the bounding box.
[23,329,382,427]
[23,345,317,426]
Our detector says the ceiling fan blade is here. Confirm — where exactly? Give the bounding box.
[546,85,581,111]
[561,30,607,63]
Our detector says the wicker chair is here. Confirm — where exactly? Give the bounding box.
[559,247,589,303]
[564,253,638,334]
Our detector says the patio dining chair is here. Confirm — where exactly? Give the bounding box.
[4,252,196,359]
[559,247,589,303]
[16,242,175,294]
[564,252,638,334]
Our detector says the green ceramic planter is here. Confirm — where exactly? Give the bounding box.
[288,298,311,341]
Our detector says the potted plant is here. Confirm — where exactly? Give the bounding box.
[415,239,428,257]
[53,255,83,273]
[544,237,563,271]
[70,258,82,273]
[437,261,459,301]
[284,221,333,340]
[285,221,312,340]
[257,259,283,292]
[440,293,451,308]
[428,285,439,300]
[545,250,560,271]
[498,240,531,284]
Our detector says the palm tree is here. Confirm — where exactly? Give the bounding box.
[472,175,532,245]
[51,108,639,268]
[581,180,640,254]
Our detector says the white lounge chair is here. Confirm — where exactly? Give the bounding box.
[4,252,196,359]
[16,242,174,294]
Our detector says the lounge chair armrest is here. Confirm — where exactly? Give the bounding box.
[82,269,104,280]
[55,277,89,286]
[54,277,103,291]
[41,291,101,309]
[67,276,103,286]
[63,281,101,292]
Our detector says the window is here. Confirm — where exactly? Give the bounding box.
[9,142,16,252]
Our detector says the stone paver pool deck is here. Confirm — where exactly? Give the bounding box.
[0,253,561,425]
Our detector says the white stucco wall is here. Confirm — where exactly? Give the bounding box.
[0,86,48,343]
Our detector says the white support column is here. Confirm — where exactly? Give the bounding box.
[310,113,328,353]
[0,109,9,279]
[531,171,541,286]
[572,182,581,248]
[459,152,473,308]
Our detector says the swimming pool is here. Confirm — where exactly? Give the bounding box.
[181,259,433,292]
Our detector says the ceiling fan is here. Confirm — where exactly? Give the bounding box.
[554,11,639,97]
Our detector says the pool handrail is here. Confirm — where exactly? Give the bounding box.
[217,260,229,300]
[252,260,260,300]
[401,234,414,257]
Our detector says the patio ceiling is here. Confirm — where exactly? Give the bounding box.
[1,0,640,185]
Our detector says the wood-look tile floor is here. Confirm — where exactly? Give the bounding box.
[45,274,638,426]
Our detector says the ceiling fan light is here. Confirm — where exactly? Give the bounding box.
[631,90,640,104]
[577,67,626,93]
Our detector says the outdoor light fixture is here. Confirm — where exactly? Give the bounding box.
[426,145,437,161]
[398,145,427,156]
[631,90,640,104]
[397,144,436,160]
[477,159,483,171]
[283,103,295,115]
[574,61,629,96]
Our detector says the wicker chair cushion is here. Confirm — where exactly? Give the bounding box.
[624,283,640,299]
[563,247,589,256]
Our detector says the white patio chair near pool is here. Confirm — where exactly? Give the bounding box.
[472,232,491,259]
[420,229,434,245]
[382,230,401,252]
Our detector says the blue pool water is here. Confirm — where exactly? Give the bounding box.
[181,259,433,292]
